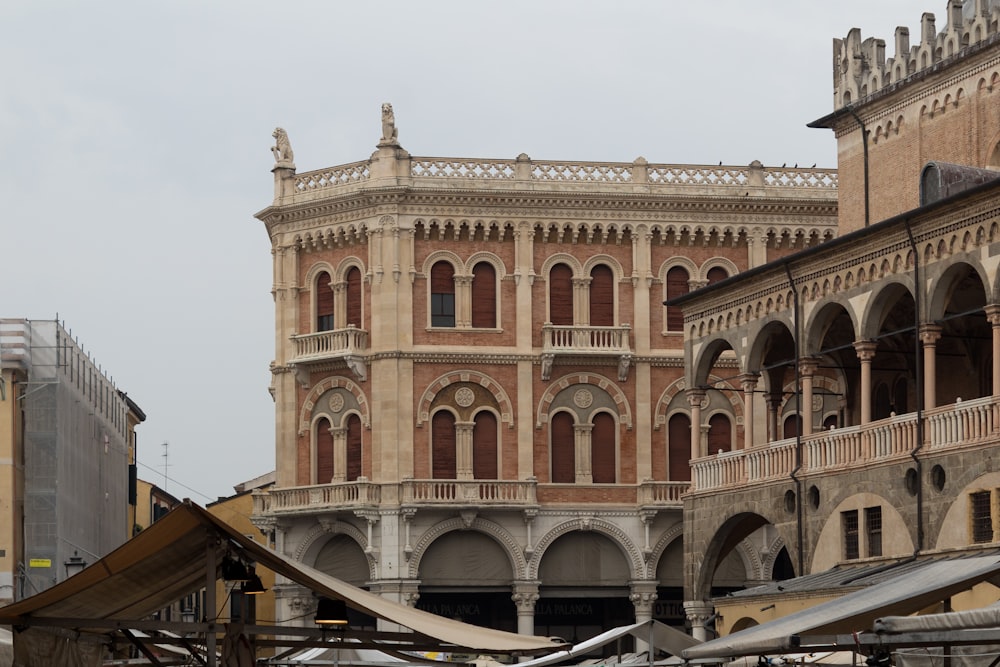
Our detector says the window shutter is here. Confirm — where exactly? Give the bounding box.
[346,267,362,327]
[549,264,573,325]
[431,262,455,293]
[707,414,731,454]
[316,271,335,331]
[316,418,334,483]
[591,412,616,483]
[472,412,498,479]
[666,267,689,331]
[668,414,691,481]
[706,266,729,285]
[432,411,457,479]
[551,412,575,483]
[589,265,614,327]
[471,262,497,328]
[346,414,362,481]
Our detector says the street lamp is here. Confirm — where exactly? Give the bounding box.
[64,551,87,579]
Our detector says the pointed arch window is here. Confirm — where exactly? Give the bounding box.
[550,412,575,483]
[316,271,334,332]
[666,267,689,331]
[472,411,498,479]
[432,411,457,479]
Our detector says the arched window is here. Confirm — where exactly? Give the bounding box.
[346,414,362,481]
[706,266,729,285]
[592,412,616,483]
[667,413,691,481]
[783,414,802,439]
[316,417,334,483]
[345,266,362,327]
[316,271,334,332]
[431,411,457,479]
[707,414,732,454]
[471,262,497,328]
[589,265,614,326]
[472,412,498,479]
[431,262,456,327]
[823,414,839,430]
[551,412,575,483]
[665,267,689,331]
[549,263,574,326]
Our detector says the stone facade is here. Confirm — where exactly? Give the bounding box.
[252,117,837,641]
[675,1,1000,639]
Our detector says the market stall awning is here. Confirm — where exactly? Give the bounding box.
[683,554,1000,661]
[0,501,568,656]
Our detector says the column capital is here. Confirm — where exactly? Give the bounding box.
[511,580,541,613]
[686,388,707,407]
[853,339,878,361]
[919,323,943,345]
[798,357,820,376]
[629,580,659,614]
[683,600,715,625]
[985,304,1000,325]
[737,373,760,391]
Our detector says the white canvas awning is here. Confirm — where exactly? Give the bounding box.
[0,501,568,663]
[683,555,1000,661]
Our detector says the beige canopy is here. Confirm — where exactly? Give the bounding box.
[0,501,567,665]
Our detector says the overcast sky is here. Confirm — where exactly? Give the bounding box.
[2,1,929,503]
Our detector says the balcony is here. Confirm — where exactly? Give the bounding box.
[289,326,368,382]
[541,324,632,380]
[689,395,1000,493]
[252,478,381,516]
[401,479,538,509]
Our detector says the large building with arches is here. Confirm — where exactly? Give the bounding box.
[251,112,837,642]
[671,0,1000,641]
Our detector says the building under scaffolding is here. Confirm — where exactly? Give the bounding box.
[0,318,145,604]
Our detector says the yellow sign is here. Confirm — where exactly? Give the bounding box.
[28,558,51,568]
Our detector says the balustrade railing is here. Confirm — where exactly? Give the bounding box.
[637,481,689,505]
[401,479,537,506]
[290,326,368,363]
[926,396,1000,448]
[289,157,837,195]
[542,324,631,354]
[253,479,381,514]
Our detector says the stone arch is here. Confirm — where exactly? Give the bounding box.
[421,250,464,277]
[644,523,683,578]
[804,300,860,357]
[927,260,989,321]
[299,376,369,434]
[294,519,377,580]
[860,279,916,340]
[810,491,912,571]
[657,256,699,282]
[416,370,514,428]
[303,261,337,290]
[464,251,508,279]
[539,252,584,279]
[407,516,527,580]
[334,256,366,283]
[691,335,742,388]
[582,253,626,280]
[535,372,633,430]
[527,517,645,580]
[691,512,792,601]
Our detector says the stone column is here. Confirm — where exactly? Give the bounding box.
[455,421,475,480]
[766,394,782,442]
[573,278,589,324]
[738,373,759,449]
[854,341,878,424]
[334,280,347,329]
[686,389,706,459]
[511,581,540,637]
[684,601,715,642]
[455,275,473,328]
[331,425,347,483]
[799,358,819,437]
[629,581,659,653]
[919,324,943,410]
[988,306,1000,398]
[574,423,593,483]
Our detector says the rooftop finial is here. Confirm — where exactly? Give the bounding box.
[379,103,399,147]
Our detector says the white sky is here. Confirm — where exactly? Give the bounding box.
[2,0,929,503]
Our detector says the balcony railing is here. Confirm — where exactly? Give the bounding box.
[690,396,1000,493]
[637,481,689,506]
[253,479,381,515]
[541,324,632,381]
[401,479,538,507]
[290,326,368,363]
